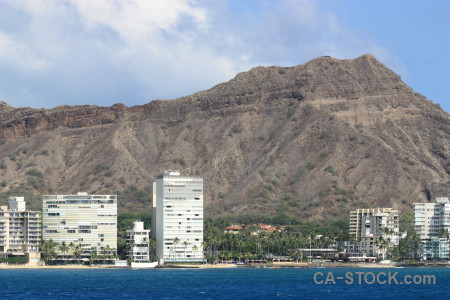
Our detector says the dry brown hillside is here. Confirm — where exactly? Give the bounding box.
[0,54,449,221]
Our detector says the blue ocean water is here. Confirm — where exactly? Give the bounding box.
[0,267,449,299]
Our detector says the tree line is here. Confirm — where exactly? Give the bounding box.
[40,240,117,265]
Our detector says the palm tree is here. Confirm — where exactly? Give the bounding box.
[40,239,58,265]
[103,245,112,264]
[141,237,149,261]
[127,240,135,262]
[182,241,189,261]
[173,237,180,261]
[73,243,84,264]
[59,241,69,263]
[111,248,118,260]
[149,238,157,260]
[100,248,107,264]
[404,229,421,260]
[201,241,208,258]
[236,239,243,261]
[68,242,75,263]
[375,236,390,260]
[192,245,199,260]
[90,250,98,266]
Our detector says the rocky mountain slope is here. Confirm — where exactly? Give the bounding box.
[0,54,449,220]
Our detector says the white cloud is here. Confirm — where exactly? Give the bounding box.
[0,31,48,72]
[0,0,404,108]
[70,0,208,44]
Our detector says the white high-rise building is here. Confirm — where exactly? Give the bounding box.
[414,197,450,239]
[42,192,117,258]
[349,208,399,257]
[0,197,41,253]
[414,197,450,260]
[153,170,203,263]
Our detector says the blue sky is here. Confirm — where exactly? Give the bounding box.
[0,0,448,112]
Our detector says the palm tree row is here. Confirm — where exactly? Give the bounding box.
[204,221,425,262]
[203,225,337,262]
[40,239,117,265]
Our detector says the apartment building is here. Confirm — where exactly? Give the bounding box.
[153,170,203,262]
[42,192,117,258]
[126,221,151,262]
[0,197,40,253]
[349,208,399,256]
[414,197,450,260]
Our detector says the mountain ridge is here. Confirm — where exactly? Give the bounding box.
[0,54,449,220]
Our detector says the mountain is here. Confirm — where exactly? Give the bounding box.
[0,54,449,220]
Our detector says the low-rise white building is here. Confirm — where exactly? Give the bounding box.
[421,237,449,260]
[126,221,151,262]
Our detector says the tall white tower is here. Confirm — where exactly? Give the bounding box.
[154,170,204,263]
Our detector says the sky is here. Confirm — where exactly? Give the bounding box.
[0,0,448,112]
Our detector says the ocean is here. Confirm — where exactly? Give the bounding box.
[0,267,449,299]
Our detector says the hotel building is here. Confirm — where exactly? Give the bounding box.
[0,197,41,253]
[349,208,399,256]
[414,197,450,260]
[153,170,203,262]
[42,192,117,258]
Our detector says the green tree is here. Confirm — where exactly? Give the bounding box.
[90,250,98,266]
[59,241,70,263]
[375,236,390,260]
[192,244,199,260]
[68,242,75,263]
[102,245,113,264]
[403,229,421,260]
[73,244,84,264]
[183,241,189,260]
[141,237,150,261]
[173,237,180,261]
[127,240,135,262]
[438,229,449,239]
[40,239,58,265]
[400,211,414,232]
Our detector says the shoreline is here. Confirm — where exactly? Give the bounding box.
[2,261,449,269]
[0,264,123,269]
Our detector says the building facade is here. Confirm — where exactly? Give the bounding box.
[0,197,40,253]
[126,221,151,262]
[154,170,203,262]
[42,192,117,258]
[349,208,399,257]
[414,197,450,260]
[421,237,449,260]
